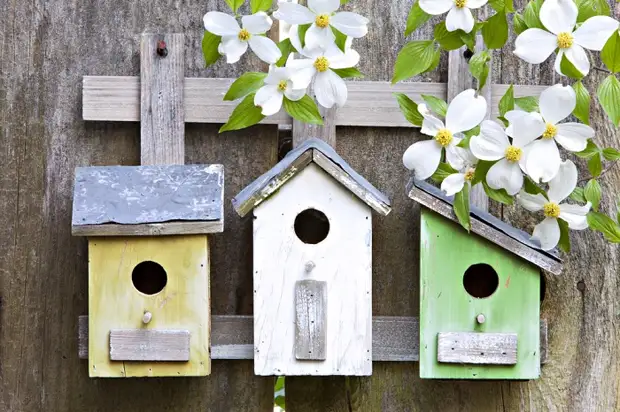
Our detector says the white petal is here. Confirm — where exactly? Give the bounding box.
[446,7,475,33]
[526,139,561,183]
[565,44,591,76]
[447,145,477,171]
[288,59,316,89]
[466,0,489,9]
[560,203,591,230]
[242,12,273,34]
[554,123,594,152]
[273,2,315,24]
[517,191,547,212]
[573,16,620,51]
[326,45,360,69]
[532,218,561,251]
[219,37,248,64]
[419,0,453,15]
[554,49,565,76]
[204,12,241,36]
[284,84,306,101]
[254,85,284,116]
[519,142,534,175]
[486,159,523,196]
[442,173,467,196]
[548,159,578,203]
[510,112,546,148]
[514,29,558,64]
[248,36,282,64]
[470,120,509,161]
[505,110,529,137]
[288,24,303,52]
[305,24,336,51]
[403,140,443,180]
[308,0,340,14]
[314,70,347,108]
[331,12,369,38]
[445,89,487,134]
[539,84,576,125]
[421,116,445,137]
[264,65,290,85]
[539,0,577,35]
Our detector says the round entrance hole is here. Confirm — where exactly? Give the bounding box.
[132,261,167,295]
[294,208,330,244]
[463,263,499,298]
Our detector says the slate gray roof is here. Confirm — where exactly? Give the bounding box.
[232,138,391,217]
[408,179,563,275]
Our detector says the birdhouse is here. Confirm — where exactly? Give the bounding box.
[408,180,562,380]
[232,138,391,376]
[72,164,224,378]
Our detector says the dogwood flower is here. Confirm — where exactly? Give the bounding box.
[204,11,282,64]
[419,0,488,33]
[273,0,369,50]
[403,89,487,180]
[254,65,307,116]
[441,148,479,196]
[287,43,360,108]
[517,160,591,251]
[513,0,619,76]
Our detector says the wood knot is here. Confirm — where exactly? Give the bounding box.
[156,40,168,57]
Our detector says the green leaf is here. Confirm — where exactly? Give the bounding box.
[283,95,323,125]
[223,72,267,101]
[483,182,514,205]
[576,0,611,23]
[425,47,442,74]
[570,187,587,203]
[482,12,508,49]
[489,0,514,12]
[340,0,350,3]
[453,184,471,231]
[588,154,603,177]
[274,376,285,392]
[431,162,459,183]
[575,139,600,158]
[458,125,480,148]
[332,27,348,53]
[393,93,423,126]
[332,67,364,79]
[585,179,602,211]
[434,22,465,50]
[513,13,528,35]
[472,160,494,185]
[515,96,539,112]
[225,0,245,12]
[422,95,448,117]
[298,24,311,48]
[598,75,620,126]
[250,0,272,13]
[406,1,431,36]
[392,40,436,84]
[275,395,286,409]
[220,93,265,133]
[276,38,294,67]
[557,218,571,253]
[202,31,222,67]
[523,0,544,29]
[603,147,620,161]
[498,85,514,117]
[469,51,491,91]
[524,176,548,198]
[601,31,620,73]
[560,54,585,79]
[572,81,591,125]
[459,27,479,51]
[587,211,620,242]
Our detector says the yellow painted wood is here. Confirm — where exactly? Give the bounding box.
[88,235,210,377]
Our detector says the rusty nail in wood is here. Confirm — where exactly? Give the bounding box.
[476,314,486,324]
[156,40,168,57]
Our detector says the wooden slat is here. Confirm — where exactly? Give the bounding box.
[437,332,518,365]
[295,280,327,360]
[72,221,224,236]
[109,329,191,361]
[293,84,337,146]
[78,316,549,363]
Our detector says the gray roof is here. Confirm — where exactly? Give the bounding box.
[232,138,391,217]
[408,179,562,275]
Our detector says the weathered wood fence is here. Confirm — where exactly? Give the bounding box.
[1,0,619,411]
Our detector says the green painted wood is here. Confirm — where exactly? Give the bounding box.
[420,209,541,380]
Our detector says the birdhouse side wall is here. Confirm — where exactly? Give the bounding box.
[253,164,372,376]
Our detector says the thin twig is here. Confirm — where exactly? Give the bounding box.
[592,66,612,74]
[578,161,620,184]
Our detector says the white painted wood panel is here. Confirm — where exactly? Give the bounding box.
[253,164,372,376]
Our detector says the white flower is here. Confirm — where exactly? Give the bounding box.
[204,11,282,64]
[513,0,619,76]
[287,43,360,108]
[441,148,479,196]
[419,0,488,33]
[273,0,369,50]
[469,119,538,195]
[403,89,487,180]
[517,160,591,251]
[254,65,307,116]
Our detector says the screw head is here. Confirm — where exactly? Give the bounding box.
[476,314,486,324]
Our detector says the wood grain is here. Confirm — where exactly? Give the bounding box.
[437,332,518,365]
[109,329,191,361]
[295,280,327,361]
[73,221,224,236]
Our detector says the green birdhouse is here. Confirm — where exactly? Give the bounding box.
[408,180,563,380]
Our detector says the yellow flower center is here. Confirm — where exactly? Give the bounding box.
[238,29,251,41]
[464,168,476,182]
[314,56,329,72]
[543,123,557,139]
[505,146,523,162]
[454,0,467,8]
[557,32,574,49]
[435,129,453,147]
[315,14,331,28]
[277,80,288,92]
[544,202,561,218]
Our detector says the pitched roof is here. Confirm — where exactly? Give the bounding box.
[408,179,562,275]
[232,138,391,217]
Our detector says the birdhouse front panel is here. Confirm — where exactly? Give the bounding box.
[252,163,373,376]
[419,209,541,380]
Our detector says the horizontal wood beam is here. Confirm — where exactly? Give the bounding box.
[83,76,547,127]
[78,315,549,364]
